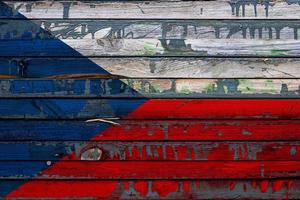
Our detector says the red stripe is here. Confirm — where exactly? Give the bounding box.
[7,99,300,198]
[27,161,300,179]
[6,180,299,199]
[92,120,300,141]
[125,99,300,119]
[65,142,300,161]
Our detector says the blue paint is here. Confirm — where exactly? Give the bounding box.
[0,121,110,141]
[0,2,147,197]
[0,99,146,119]
[0,2,24,18]
[2,79,141,97]
[0,3,108,75]
[0,59,18,76]
[0,181,27,197]
[0,143,72,160]
[0,39,77,57]
[0,162,48,178]
[0,58,111,78]
[0,39,104,57]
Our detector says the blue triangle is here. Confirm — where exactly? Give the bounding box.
[0,2,146,196]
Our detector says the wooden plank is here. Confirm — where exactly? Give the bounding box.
[1,161,300,179]
[2,141,300,161]
[3,1,300,19]
[1,79,300,98]
[2,38,300,57]
[1,99,300,119]
[0,120,299,141]
[1,57,300,78]
[3,180,300,199]
[2,19,300,40]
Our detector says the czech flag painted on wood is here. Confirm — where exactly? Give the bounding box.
[1,1,300,199]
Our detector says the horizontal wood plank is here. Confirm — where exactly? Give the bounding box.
[1,120,300,141]
[3,180,300,199]
[0,99,300,119]
[2,141,300,161]
[1,79,300,98]
[3,1,300,19]
[2,19,300,40]
[2,38,300,57]
[1,161,300,179]
[2,57,300,78]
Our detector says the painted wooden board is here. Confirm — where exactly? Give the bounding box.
[1,99,300,119]
[1,141,300,161]
[2,180,300,199]
[1,79,300,98]
[1,120,300,141]
[1,57,300,78]
[2,0,300,198]
[3,1,300,19]
[1,161,300,179]
[2,38,300,57]
[2,19,300,40]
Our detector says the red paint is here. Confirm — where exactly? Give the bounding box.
[92,120,300,141]
[133,182,148,197]
[272,180,284,193]
[7,181,118,198]
[126,99,300,119]
[152,181,178,197]
[252,181,257,189]
[29,161,300,179]
[260,180,269,193]
[183,181,190,193]
[67,142,300,161]
[229,182,235,191]
[7,180,298,199]
[7,99,300,199]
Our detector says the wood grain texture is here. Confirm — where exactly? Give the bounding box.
[3,38,300,57]
[3,1,300,19]
[2,57,300,78]
[1,79,300,98]
[3,180,300,199]
[1,99,300,119]
[2,19,300,40]
[1,120,300,141]
[2,161,300,179]
[2,0,300,198]
[2,141,300,161]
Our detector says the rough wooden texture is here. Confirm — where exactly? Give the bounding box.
[2,141,300,161]
[2,19,300,40]
[2,0,300,198]
[3,180,300,199]
[2,161,300,179]
[3,1,300,19]
[1,79,300,98]
[2,57,300,78]
[1,120,300,141]
[3,38,300,57]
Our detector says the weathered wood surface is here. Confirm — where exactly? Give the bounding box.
[2,141,300,161]
[2,0,300,198]
[3,57,300,78]
[3,180,300,199]
[2,19,300,40]
[3,38,300,57]
[1,79,300,98]
[3,1,300,19]
[1,99,300,119]
[2,161,300,179]
[1,120,300,141]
